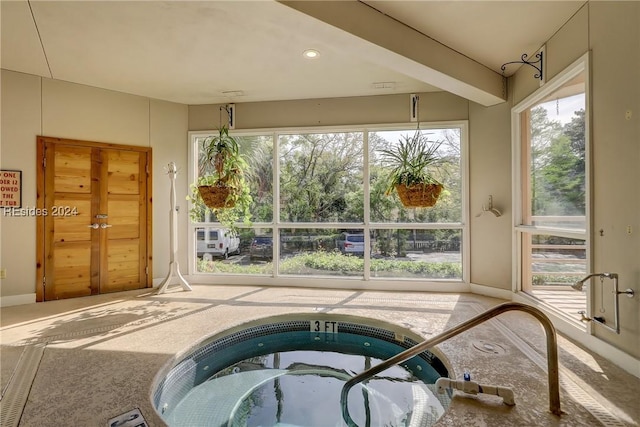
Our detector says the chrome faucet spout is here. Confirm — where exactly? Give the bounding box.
[572,273,617,291]
[572,273,596,291]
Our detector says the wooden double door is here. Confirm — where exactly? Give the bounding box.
[36,137,152,301]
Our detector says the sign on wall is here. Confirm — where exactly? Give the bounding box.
[0,170,22,208]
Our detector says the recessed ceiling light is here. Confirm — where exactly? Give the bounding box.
[303,49,320,59]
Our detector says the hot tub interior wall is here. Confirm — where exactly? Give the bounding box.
[153,319,450,415]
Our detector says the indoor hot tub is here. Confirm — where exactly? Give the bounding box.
[152,315,452,426]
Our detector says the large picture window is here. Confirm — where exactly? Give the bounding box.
[188,123,467,286]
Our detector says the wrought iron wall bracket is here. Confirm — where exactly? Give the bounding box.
[501,51,544,81]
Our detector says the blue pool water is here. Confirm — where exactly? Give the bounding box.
[154,321,451,427]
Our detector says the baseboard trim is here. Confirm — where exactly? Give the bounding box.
[468,283,512,300]
[0,293,36,307]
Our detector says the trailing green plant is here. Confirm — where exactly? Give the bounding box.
[187,126,253,230]
[379,130,446,195]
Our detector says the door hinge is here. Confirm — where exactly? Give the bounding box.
[42,276,46,286]
[145,266,149,275]
[146,163,149,174]
[43,157,47,168]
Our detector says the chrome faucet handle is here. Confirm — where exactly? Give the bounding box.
[577,311,592,322]
[618,288,635,298]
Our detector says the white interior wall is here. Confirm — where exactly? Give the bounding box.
[150,99,190,285]
[188,92,469,131]
[589,2,640,357]
[42,79,150,145]
[0,71,41,304]
[468,101,512,289]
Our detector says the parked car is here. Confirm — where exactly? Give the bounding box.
[250,236,273,260]
[337,233,365,255]
[196,227,240,259]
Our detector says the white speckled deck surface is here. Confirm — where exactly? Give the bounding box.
[1,285,638,426]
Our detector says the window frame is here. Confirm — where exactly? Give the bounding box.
[187,121,469,290]
[511,52,591,295]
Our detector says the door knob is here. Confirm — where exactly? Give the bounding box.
[87,223,100,229]
[100,223,113,229]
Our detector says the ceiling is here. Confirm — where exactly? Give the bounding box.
[1,1,586,106]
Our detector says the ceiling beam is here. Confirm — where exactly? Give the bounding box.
[279,0,506,106]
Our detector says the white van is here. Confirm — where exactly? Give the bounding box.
[196,227,240,259]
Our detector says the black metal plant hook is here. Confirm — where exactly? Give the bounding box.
[219,105,233,126]
[501,51,544,81]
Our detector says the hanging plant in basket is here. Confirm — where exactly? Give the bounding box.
[187,126,252,229]
[395,182,443,208]
[379,129,446,208]
[197,183,234,209]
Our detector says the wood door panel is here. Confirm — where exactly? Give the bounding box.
[51,242,92,298]
[107,150,141,194]
[107,198,140,239]
[53,146,92,193]
[44,143,96,300]
[48,282,92,300]
[101,149,147,293]
[104,240,141,292]
[52,198,92,242]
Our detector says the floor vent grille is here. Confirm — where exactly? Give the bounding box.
[0,343,45,427]
[107,408,148,427]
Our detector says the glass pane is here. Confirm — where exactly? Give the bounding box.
[279,132,364,222]
[525,76,586,229]
[237,135,274,222]
[278,228,365,277]
[370,128,462,223]
[371,229,462,279]
[527,234,587,286]
[196,228,274,275]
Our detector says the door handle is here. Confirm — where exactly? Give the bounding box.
[88,223,100,229]
[100,223,113,229]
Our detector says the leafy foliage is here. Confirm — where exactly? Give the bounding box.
[378,130,446,195]
[188,126,253,229]
[529,107,586,216]
[279,133,364,222]
[197,251,461,279]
